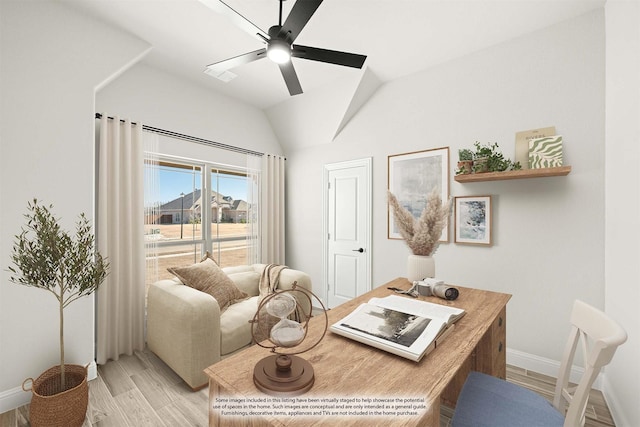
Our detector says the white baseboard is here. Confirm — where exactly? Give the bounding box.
[601,376,629,427]
[0,385,30,414]
[0,360,98,414]
[87,360,97,381]
[507,347,603,390]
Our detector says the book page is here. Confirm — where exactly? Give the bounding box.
[330,294,466,361]
[368,295,465,324]
[331,302,445,360]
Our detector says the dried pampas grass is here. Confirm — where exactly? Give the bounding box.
[388,188,451,256]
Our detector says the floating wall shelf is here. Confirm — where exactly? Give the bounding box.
[454,166,572,183]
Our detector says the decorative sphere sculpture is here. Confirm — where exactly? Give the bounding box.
[250,283,327,396]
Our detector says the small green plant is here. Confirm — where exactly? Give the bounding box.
[8,199,109,391]
[455,164,472,175]
[473,141,498,159]
[473,141,521,172]
[456,149,474,175]
[458,149,473,161]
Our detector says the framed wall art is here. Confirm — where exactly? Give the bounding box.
[454,195,492,246]
[388,147,449,240]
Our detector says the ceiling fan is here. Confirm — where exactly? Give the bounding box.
[200,0,367,96]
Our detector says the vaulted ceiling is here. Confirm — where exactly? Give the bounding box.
[61,0,604,110]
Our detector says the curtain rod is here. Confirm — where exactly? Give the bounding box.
[95,113,264,157]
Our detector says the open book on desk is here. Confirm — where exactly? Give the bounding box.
[329,295,465,362]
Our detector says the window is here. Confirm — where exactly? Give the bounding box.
[144,157,251,288]
[210,169,249,267]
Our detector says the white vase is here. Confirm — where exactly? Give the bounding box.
[407,254,435,282]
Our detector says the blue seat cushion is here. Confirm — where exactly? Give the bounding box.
[451,371,565,427]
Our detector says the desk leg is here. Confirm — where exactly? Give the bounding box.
[424,396,440,427]
[441,306,507,407]
[474,306,507,379]
[209,379,222,427]
[209,380,251,427]
[209,379,273,427]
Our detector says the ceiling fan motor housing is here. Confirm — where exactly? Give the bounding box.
[269,25,292,43]
[204,0,367,96]
[267,26,292,64]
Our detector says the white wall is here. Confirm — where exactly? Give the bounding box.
[96,63,283,159]
[604,1,640,426]
[284,10,605,366]
[0,1,281,411]
[0,0,150,411]
[2,1,636,423]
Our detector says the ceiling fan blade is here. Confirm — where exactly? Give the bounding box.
[204,48,266,76]
[198,0,269,43]
[292,45,367,69]
[279,0,322,43]
[278,61,303,96]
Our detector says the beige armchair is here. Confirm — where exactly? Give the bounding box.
[147,264,312,390]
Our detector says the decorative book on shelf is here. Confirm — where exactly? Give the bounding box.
[329,295,465,362]
[529,135,563,168]
[515,126,556,169]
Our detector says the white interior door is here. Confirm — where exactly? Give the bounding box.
[324,158,371,308]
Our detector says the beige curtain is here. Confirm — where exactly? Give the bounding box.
[246,153,261,265]
[143,133,160,287]
[261,154,286,264]
[96,114,145,364]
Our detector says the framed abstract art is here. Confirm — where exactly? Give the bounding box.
[454,195,492,246]
[388,147,449,241]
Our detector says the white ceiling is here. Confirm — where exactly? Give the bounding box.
[61,0,605,110]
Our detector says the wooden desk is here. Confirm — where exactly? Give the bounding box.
[206,278,511,426]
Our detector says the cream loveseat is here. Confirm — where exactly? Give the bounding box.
[147,264,312,390]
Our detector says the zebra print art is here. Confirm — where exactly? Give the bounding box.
[528,135,563,168]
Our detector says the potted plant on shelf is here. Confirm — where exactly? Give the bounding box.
[472,141,496,173]
[8,199,109,427]
[456,149,474,175]
[388,188,451,282]
[473,141,522,173]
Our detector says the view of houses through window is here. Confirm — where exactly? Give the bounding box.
[144,158,250,287]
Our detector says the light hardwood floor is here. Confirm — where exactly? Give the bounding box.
[1,347,615,427]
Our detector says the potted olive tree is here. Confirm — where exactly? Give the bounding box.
[8,199,109,427]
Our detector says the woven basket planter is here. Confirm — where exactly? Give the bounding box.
[22,364,88,427]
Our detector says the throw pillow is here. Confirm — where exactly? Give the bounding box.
[200,251,219,265]
[167,258,249,311]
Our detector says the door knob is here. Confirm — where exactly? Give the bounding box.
[352,248,364,253]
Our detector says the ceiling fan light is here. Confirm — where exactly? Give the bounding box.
[267,39,291,64]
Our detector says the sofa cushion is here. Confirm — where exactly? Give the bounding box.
[168,258,249,311]
[226,271,261,297]
[223,265,256,275]
[220,296,259,355]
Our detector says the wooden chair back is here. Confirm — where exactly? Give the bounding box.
[553,300,627,427]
